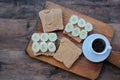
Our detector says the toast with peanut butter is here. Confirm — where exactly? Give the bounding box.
[39,9,64,32]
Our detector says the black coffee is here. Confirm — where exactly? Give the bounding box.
[92,39,106,53]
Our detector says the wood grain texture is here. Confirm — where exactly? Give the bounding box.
[106,24,120,68]
[107,51,120,68]
[0,19,120,80]
[0,19,36,50]
[0,2,120,80]
[26,1,115,79]
[0,0,120,23]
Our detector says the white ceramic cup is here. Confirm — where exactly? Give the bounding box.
[90,38,112,55]
[82,34,112,62]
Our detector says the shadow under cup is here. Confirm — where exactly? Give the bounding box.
[92,38,106,53]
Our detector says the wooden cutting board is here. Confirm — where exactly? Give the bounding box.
[26,1,114,80]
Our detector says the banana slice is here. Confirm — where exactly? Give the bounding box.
[48,42,56,53]
[49,33,57,42]
[71,27,80,37]
[32,33,40,42]
[78,18,86,28]
[40,33,49,42]
[69,15,78,24]
[79,30,88,40]
[85,22,93,32]
[65,23,74,33]
[40,42,48,53]
[32,42,40,53]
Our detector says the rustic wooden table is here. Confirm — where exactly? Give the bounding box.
[0,0,120,80]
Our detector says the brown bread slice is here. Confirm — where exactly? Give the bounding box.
[54,37,82,68]
[39,9,64,32]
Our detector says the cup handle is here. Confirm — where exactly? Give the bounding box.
[108,46,112,50]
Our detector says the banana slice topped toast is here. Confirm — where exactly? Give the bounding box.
[31,33,58,56]
[64,15,93,43]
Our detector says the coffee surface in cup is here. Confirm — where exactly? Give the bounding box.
[92,38,106,53]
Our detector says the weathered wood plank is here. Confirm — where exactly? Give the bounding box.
[0,50,119,80]
[0,19,37,50]
[0,0,120,80]
[109,24,120,51]
[0,0,120,23]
